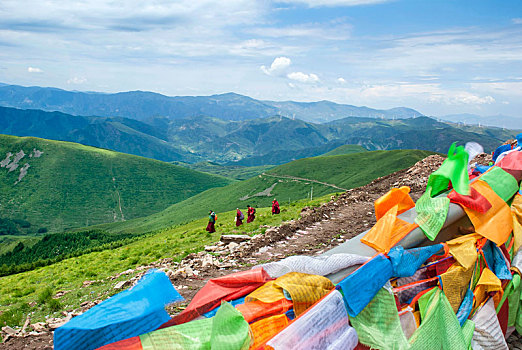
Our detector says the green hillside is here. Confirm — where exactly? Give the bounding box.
[0,196,330,328]
[0,135,232,233]
[321,144,368,156]
[96,149,433,234]
[173,161,274,180]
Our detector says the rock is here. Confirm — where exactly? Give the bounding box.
[47,316,71,330]
[114,280,132,290]
[173,266,198,278]
[82,280,100,287]
[204,245,218,252]
[1,325,17,336]
[30,322,48,333]
[220,234,251,243]
[21,315,31,334]
[201,254,217,268]
[227,242,240,253]
[53,290,70,299]
[257,246,270,254]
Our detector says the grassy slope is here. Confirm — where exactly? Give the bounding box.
[321,144,367,156]
[270,149,434,189]
[0,135,232,233]
[172,161,275,181]
[95,149,432,234]
[0,196,329,327]
[0,235,40,255]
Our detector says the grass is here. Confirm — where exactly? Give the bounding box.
[172,161,275,181]
[270,149,434,190]
[0,235,40,255]
[93,149,433,235]
[320,144,367,156]
[0,195,332,329]
[0,135,232,233]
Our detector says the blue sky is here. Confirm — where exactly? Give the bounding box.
[1,0,521,117]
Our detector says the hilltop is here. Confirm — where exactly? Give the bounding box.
[0,135,232,233]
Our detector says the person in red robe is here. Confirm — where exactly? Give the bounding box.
[236,208,244,226]
[206,210,216,233]
[272,198,280,215]
[247,205,256,223]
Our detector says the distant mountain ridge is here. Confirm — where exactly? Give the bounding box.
[441,113,522,131]
[0,106,518,165]
[0,83,422,123]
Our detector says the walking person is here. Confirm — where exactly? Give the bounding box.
[272,198,280,215]
[247,205,256,223]
[236,208,244,226]
[206,210,216,233]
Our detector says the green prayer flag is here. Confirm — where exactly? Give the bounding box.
[139,302,250,350]
[480,166,519,202]
[428,142,470,196]
[415,186,450,241]
[409,289,471,350]
[351,288,409,350]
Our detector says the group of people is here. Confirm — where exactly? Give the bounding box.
[206,199,280,233]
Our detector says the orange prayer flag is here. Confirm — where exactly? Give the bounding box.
[362,205,419,253]
[463,180,513,246]
[375,186,415,221]
[249,314,289,350]
[237,299,293,324]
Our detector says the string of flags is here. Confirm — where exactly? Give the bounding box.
[54,135,522,350]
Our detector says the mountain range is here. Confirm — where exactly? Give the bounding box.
[0,83,421,123]
[0,106,518,166]
[442,113,522,130]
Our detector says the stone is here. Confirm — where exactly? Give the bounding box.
[53,290,70,299]
[31,322,48,333]
[220,235,251,243]
[21,315,31,333]
[47,315,72,330]
[227,242,239,253]
[201,254,216,268]
[1,326,17,336]
[114,280,132,290]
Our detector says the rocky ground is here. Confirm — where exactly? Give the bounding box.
[4,152,520,349]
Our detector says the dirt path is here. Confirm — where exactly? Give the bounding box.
[261,172,348,191]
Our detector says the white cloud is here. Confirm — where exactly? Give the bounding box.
[248,22,351,40]
[27,67,42,73]
[287,71,319,83]
[277,0,392,7]
[67,76,87,84]
[261,56,292,76]
[470,81,522,97]
[512,18,522,25]
[337,77,346,84]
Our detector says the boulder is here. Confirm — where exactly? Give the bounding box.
[220,234,251,243]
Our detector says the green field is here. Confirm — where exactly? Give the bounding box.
[93,149,433,234]
[0,135,232,233]
[0,196,330,329]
